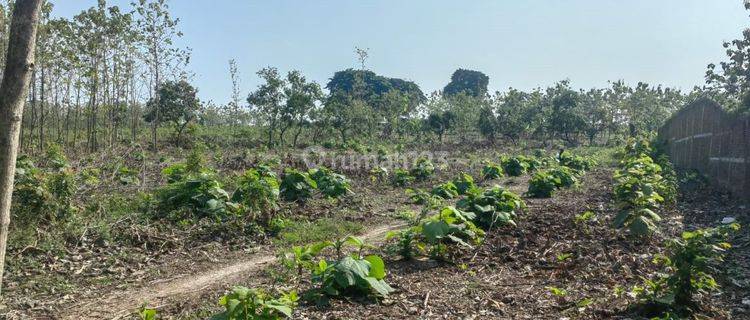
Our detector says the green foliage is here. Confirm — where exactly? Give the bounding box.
[612,148,670,236]
[385,229,417,259]
[458,186,525,229]
[443,68,489,98]
[412,207,485,258]
[634,224,740,316]
[311,254,394,299]
[12,156,77,224]
[574,211,596,225]
[548,166,578,188]
[155,173,238,220]
[145,80,201,146]
[452,172,475,195]
[517,155,541,172]
[139,306,157,320]
[526,171,560,198]
[368,166,389,183]
[211,286,298,320]
[309,167,351,198]
[410,157,435,180]
[232,169,280,219]
[481,162,504,180]
[391,168,414,186]
[405,188,432,205]
[287,236,394,301]
[162,163,189,183]
[426,111,456,141]
[116,166,140,185]
[326,68,425,110]
[431,182,459,199]
[501,156,528,177]
[558,151,597,173]
[80,167,101,186]
[279,169,317,202]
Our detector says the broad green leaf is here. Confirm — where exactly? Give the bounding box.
[364,255,386,280]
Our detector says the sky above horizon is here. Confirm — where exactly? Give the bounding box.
[53,0,748,103]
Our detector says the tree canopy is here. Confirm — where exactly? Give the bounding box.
[443,69,489,98]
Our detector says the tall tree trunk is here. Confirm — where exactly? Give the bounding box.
[0,0,43,295]
[38,65,44,152]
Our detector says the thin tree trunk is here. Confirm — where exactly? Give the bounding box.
[0,0,43,295]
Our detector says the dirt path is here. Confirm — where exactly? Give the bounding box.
[61,222,408,320]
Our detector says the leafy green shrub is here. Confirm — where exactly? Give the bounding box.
[517,155,541,172]
[116,166,140,185]
[654,154,678,204]
[410,157,435,180]
[13,156,55,223]
[405,188,432,205]
[431,182,459,199]
[232,169,280,219]
[12,156,78,224]
[155,173,238,220]
[415,206,485,257]
[501,156,528,176]
[44,143,69,169]
[559,151,596,173]
[634,224,740,316]
[549,166,578,188]
[162,163,189,183]
[47,169,78,218]
[79,167,101,186]
[311,254,394,299]
[391,168,414,186]
[288,237,394,301]
[280,169,317,202]
[526,171,560,198]
[458,186,525,229]
[212,286,298,320]
[309,167,351,198]
[385,229,417,259]
[452,172,476,195]
[481,162,504,180]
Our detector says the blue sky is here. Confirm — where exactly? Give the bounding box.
[53,0,748,103]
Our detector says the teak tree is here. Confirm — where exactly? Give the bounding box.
[0,0,43,295]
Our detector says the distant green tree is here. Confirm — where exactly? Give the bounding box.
[705,1,750,114]
[247,67,286,148]
[579,88,612,145]
[426,111,456,142]
[543,81,584,144]
[283,70,323,147]
[443,69,489,98]
[326,69,425,113]
[477,106,499,143]
[446,92,486,141]
[144,80,200,147]
[492,89,535,145]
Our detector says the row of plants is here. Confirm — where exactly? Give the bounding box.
[611,139,677,236]
[154,161,353,222]
[605,138,742,318]
[524,151,597,198]
[384,157,437,186]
